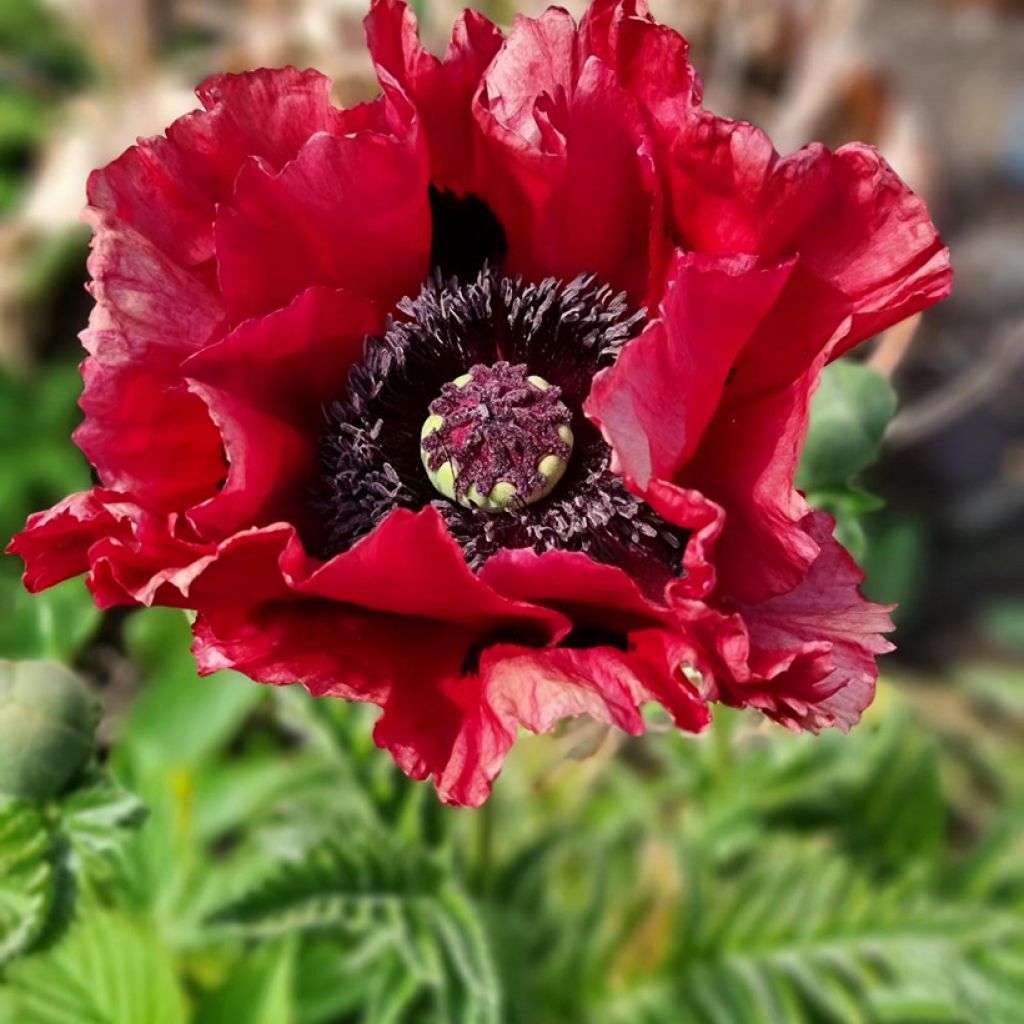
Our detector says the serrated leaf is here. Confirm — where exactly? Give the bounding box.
[58,769,146,875]
[0,907,187,1024]
[210,829,502,1024]
[670,840,1024,1024]
[209,829,445,937]
[0,797,57,964]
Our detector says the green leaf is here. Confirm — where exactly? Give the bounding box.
[0,577,101,664]
[58,769,146,877]
[210,829,502,1024]
[797,361,896,494]
[0,797,58,964]
[0,907,188,1024]
[209,828,446,937]
[669,839,1024,1024]
[119,608,264,768]
[194,938,297,1024]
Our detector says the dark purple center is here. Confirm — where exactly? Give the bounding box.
[420,362,574,510]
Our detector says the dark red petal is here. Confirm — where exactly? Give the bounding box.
[184,382,313,540]
[7,490,213,609]
[215,91,431,321]
[182,286,382,430]
[7,491,123,594]
[76,366,226,513]
[681,361,823,603]
[294,508,568,637]
[586,250,795,491]
[474,33,659,302]
[480,545,674,627]
[667,119,951,363]
[88,67,351,271]
[365,0,503,192]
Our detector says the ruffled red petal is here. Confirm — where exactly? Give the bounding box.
[76,212,227,510]
[365,0,503,193]
[472,14,661,302]
[586,250,795,490]
[671,512,892,731]
[88,67,354,272]
[214,88,431,321]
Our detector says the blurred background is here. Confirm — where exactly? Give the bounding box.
[1,1,1023,1022]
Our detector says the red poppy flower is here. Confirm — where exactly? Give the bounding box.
[8,0,951,805]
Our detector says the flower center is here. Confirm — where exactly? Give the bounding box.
[420,362,574,511]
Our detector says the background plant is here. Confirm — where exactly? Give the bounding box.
[1,0,1023,1020]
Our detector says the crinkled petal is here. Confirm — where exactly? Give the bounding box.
[681,361,824,603]
[579,0,702,130]
[671,512,892,731]
[666,118,951,360]
[6,490,213,609]
[474,24,659,301]
[88,67,354,271]
[365,0,503,192]
[586,250,795,490]
[215,88,430,321]
[76,212,228,508]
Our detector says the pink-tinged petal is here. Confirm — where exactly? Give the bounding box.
[736,511,893,730]
[365,0,503,192]
[81,211,226,369]
[88,67,353,270]
[486,640,709,736]
[479,8,580,145]
[672,512,892,731]
[76,212,228,508]
[407,637,710,807]
[215,89,431,322]
[183,287,382,429]
[586,251,795,491]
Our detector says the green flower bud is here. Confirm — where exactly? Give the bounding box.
[0,660,100,800]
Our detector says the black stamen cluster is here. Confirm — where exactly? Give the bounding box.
[316,268,688,595]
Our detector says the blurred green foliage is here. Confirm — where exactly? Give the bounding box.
[1,598,1023,1021]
